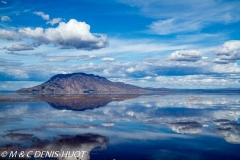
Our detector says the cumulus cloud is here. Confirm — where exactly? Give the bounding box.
[1,15,11,22]
[7,44,34,51]
[47,18,62,26]
[169,121,203,134]
[101,57,115,62]
[168,50,202,62]
[33,11,49,20]
[0,29,20,40]
[19,19,108,50]
[214,40,240,64]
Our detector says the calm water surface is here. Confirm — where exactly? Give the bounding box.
[0,93,240,160]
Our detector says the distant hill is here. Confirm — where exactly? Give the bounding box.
[16,72,240,94]
[17,73,150,94]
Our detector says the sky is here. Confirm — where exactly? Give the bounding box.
[0,0,240,90]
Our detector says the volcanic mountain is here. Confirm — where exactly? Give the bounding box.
[17,73,150,94]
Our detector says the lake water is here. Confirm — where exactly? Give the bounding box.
[0,93,240,160]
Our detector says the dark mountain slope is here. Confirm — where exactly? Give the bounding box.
[17,73,150,94]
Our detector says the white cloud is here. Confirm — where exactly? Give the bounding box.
[101,57,115,62]
[126,67,135,73]
[168,50,202,62]
[33,11,50,20]
[1,35,195,57]
[149,18,201,35]
[33,11,62,25]
[1,1,7,4]
[121,0,240,21]
[41,55,91,62]
[4,52,98,62]
[119,0,240,35]
[42,56,78,62]
[213,58,230,64]
[0,29,20,40]
[214,40,240,64]
[82,38,193,56]
[101,122,115,127]
[19,19,108,50]
[154,74,240,89]
[1,16,11,22]
[7,44,34,51]
[1,55,240,88]
[47,18,62,26]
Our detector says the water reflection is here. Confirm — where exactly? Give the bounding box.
[0,93,240,159]
[214,119,240,144]
[43,94,139,111]
[168,121,203,134]
[0,133,108,160]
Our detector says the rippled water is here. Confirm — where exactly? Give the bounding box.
[0,93,240,160]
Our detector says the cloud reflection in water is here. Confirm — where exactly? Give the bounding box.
[0,93,240,159]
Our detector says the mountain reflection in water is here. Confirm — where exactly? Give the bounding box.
[0,93,240,159]
[42,94,139,111]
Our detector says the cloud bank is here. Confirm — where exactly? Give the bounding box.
[0,29,20,40]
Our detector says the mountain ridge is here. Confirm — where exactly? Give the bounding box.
[16,72,240,94]
[17,72,150,94]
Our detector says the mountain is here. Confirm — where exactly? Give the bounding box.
[17,73,150,94]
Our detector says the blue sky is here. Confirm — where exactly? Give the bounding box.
[0,0,240,90]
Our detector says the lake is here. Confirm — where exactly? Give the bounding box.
[0,93,240,160]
